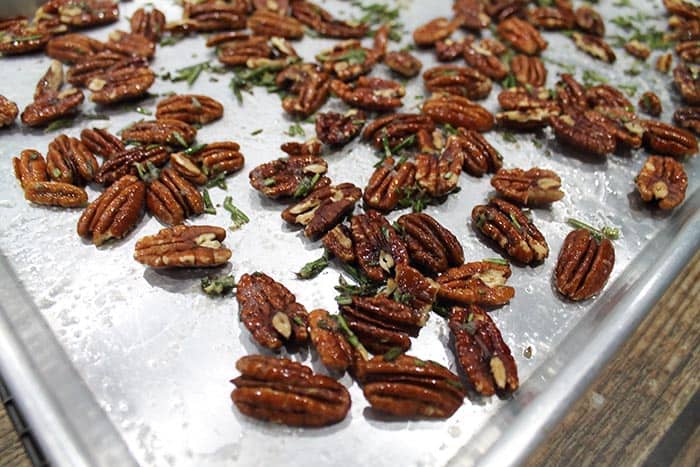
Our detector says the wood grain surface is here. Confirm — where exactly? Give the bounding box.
[0,253,698,466]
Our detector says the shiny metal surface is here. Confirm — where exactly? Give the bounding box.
[0,1,698,466]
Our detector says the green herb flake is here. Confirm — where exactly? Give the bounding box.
[383,347,403,362]
[51,168,62,178]
[296,253,329,280]
[250,129,263,136]
[223,196,249,230]
[201,274,236,296]
[334,314,370,360]
[206,172,228,190]
[567,217,620,240]
[263,177,276,187]
[617,84,638,97]
[582,69,608,87]
[171,131,188,147]
[483,257,509,266]
[502,132,517,143]
[293,173,321,198]
[135,107,152,116]
[286,122,306,137]
[202,188,216,215]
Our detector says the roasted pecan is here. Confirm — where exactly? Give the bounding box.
[46,134,98,185]
[317,40,378,81]
[449,305,519,395]
[46,33,105,63]
[105,31,155,59]
[134,225,232,268]
[34,60,65,101]
[281,183,361,238]
[80,127,124,160]
[21,88,84,127]
[55,0,119,28]
[510,55,546,87]
[437,261,514,307]
[584,107,645,150]
[384,51,423,78]
[322,224,355,263]
[213,33,271,66]
[499,86,559,111]
[497,18,547,55]
[572,32,615,63]
[315,109,365,146]
[231,355,350,427]
[13,150,48,189]
[355,354,465,418]
[155,94,223,125]
[390,263,441,314]
[371,23,390,61]
[66,52,134,87]
[453,0,490,30]
[642,120,698,157]
[189,142,245,178]
[363,158,417,212]
[0,24,50,56]
[664,0,700,20]
[146,168,204,225]
[624,40,651,60]
[413,17,461,47]
[362,113,435,149]
[23,181,87,208]
[676,40,700,63]
[130,7,166,41]
[170,152,208,185]
[491,167,564,206]
[249,155,329,198]
[472,198,549,264]
[280,139,322,156]
[484,0,528,22]
[674,106,700,134]
[529,6,575,30]
[252,0,290,14]
[462,44,508,81]
[667,18,700,42]
[435,38,470,62]
[549,113,616,156]
[423,65,492,100]
[88,64,155,104]
[452,129,502,176]
[77,175,145,245]
[94,145,169,186]
[290,0,368,38]
[248,9,303,39]
[656,53,673,73]
[278,64,330,118]
[308,310,354,373]
[639,92,662,117]
[396,212,464,276]
[636,156,688,210]
[496,107,557,131]
[330,77,404,111]
[554,228,615,301]
[555,73,587,113]
[422,94,494,132]
[184,1,247,32]
[237,272,309,349]
[351,211,409,282]
[574,6,604,36]
[0,95,18,128]
[121,119,197,148]
[674,63,700,105]
[415,144,463,197]
[585,85,632,111]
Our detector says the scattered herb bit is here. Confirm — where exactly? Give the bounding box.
[317,48,367,65]
[223,196,249,230]
[334,266,378,303]
[159,35,184,47]
[383,347,403,361]
[523,346,533,359]
[582,69,608,86]
[263,177,276,187]
[201,274,236,296]
[250,128,263,136]
[206,172,228,190]
[51,168,62,178]
[501,73,517,89]
[296,252,329,279]
[183,142,207,156]
[171,131,188,147]
[164,61,212,86]
[414,358,426,367]
[350,1,403,42]
[392,289,413,305]
[624,67,641,76]
[612,0,631,6]
[502,132,517,143]
[135,106,152,116]
[444,123,459,135]
[446,380,464,390]
[293,173,321,198]
[532,137,544,149]
[202,188,216,215]
[334,314,370,361]
[509,212,522,230]
[134,161,160,182]
[229,60,294,103]
[286,122,305,137]
[567,218,620,240]
[542,58,576,73]
[617,83,638,96]
[484,257,509,266]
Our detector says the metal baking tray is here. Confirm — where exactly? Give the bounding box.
[0,1,698,466]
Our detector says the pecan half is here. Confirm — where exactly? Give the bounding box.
[315,109,365,146]
[23,181,87,208]
[574,6,604,36]
[104,31,155,59]
[248,10,303,39]
[639,92,662,117]
[56,0,119,28]
[308,310,354,373]
[463,44,508,81]
[453,0,490,31]
[21,88,84,127]
[491,167,564,206]
[189,142,245,178]
[422,95,494,132]
[555,73,587,114]
[674,63,700,105]
[0,95,18,128]
[435,38,470,62]
[385,51,423,78]
[453,129,502,176]
[134,225,232,268]
[184,1,247,32]
[66,52,135,88]
[88,64,155,105]
[396,212,464,276]
[34,60,65,100]
[667,18,700,42]
[46,33,105,63]
[317,40,378,81]
[585,85,632,111]
[213,33,271,66]
[390,263,441,315]
[674,106,700,134]
[449,305,519,395]
[351,211,409,282]
[280,139,322,156]
[121,119,197,148]
[624,40,651,60]
[290,0,368,38]
[0,24,50,56]
[146,168,204,225]
[642,120,698,157]
[281,183,361,239]
[231,355,350,427]
[554,229,615,301]
[46,134,98,185]
[413,17,461,47]
[237,272,309,350]
[497,18,547,55]
[249,155,329,199]
[80,127,124,160]
[677,40,700,63]
[322,224,355,263]
[499,86,560,112]
[572,32,615,63]
[664,0,700,20]
[330,77,404,112]
[636,156,688,210]
[484,0,528,22]
[437,261,514,307]
[13,150,48,189]
[472,198,549,264]
[130,7,166,41]
[415,146,463,197]
[656,53,673,73]
[155,94,223,125]
[511,55,546,87]
[362,113,435,149]
[170,152,207,186]
[363,158,417,212]
[550,113,616,156]
[529,6,575,30]
[278,64,330,118]
[423,65,492,100]
[94,145,169,186]
[77,175,146,245]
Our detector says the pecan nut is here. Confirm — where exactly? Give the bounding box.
[130,7,166,41]
[317,40,378,81]
[550,113,616,156]
[184,1,247,32]
[390,263,441,314]
[362,113,435,149]
[496,107,558,131]
[231,355,350,427]
[555,73,587,113]
[247,10,303,39]
[437,261,515,307]
[134,225,232,268]
[497,17,547,55]
[34,60,65,100]
[491,167,564,206]
[656,53,673,73]
[80,127,124,160]
[363,158,417,212]
[94,145,169,186]
[677,40,700,63]
[413,17,461,47]
[453,129,502,176]
[422,94,494,132]
[0,95,18,128]
[574,6,604,36]
[13,150,48,189]
[105,31,155,59]
[529,6,575,30]
[315,109,366,146]
[352,211,409,282]
[46,134,98,185]
[280,140,322,157]
[674,63,700,105]
[449,305,519,395]
[511,55,547,87]
[330,77,405,111]
[66,52,135,88]
[170,152,208,186]
[322,224,355,263]
[0,24,50,56]
[121,119,197,148]
[236,272,309,350]
[308,309,354,373]
[664,0,700,20]
[155,94,223,125]
[146,168,204,225]
[415,146,463,197]
[554,228,615,301]
[463,44,508,81]
[585,85,632,111]
[383,51,422,78]
[189,142,245,178]
[636,156,688,210]
[642,120,698,157]
[21,88,85,128]
[23,181,87,208]
[396,212,464,276]
[674,106,700,134]
[249,155,329,198]
[281,183,361,239]
[453,0,490,30]
[46,33,105,64]
[212,33,271,66]
[55,0,119,28]
[77,175,146,245]
[572,32,616,62]
[277,64,330,118]
[472,198,549,264]
[586,107,643,149]
[624,40,651,60]
[87,65,155,104]
[290,0,368,38]
[435,38,470,62]
[423,65,492,100]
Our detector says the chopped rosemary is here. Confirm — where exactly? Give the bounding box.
[567,218,620,240]
[484,257,509,266]
[383,347,403,361]
[206,172,228,190]
[334,314,370,361]
[202,188,216,215]
[296,252,329,279]
[201,274,236,296]
[223,196,249,230]
[250,129,263,136]
[293,173,321,198]
[134,161,160,182]
[286,122,305,137]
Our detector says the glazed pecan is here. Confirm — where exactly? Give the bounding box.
[496,107,556,131]
[248,9,303,39]
[372,23,390,61]
[449,129,501,177]
[499,86,559,111]
[249,155,329,198]
[585,85,632,111]
[280,139,322,156]
[624,40,651,60]
[574,6,604,36]
[189,142,245,178]
[667,19,700,42]
[472,198,549,264]
[155,95,223,125]
[351,211,409,282]
[423,65,492,100]
[0,95,18,128]
[664,0,700,20]
[130,7,166,41]
[13,150,48,189]
[355,354,465,418]
[422,94,494,132]
[463,44,508,81]
[278,64,330,118]
[656,53,673,73]
[415,144,463,197]
[121,119,197,148]
[80,127,124,160]
[555,73,587,113]
[213,33,271,66]
[674,106,700,134]
[23,181,87,208]
[449,305,519,395]
[46,33,105,63]
[510,55,546,87]
[390,263,441,314]
[146,168,204,225]
[529,6,575,30]
[453,0,490,30]
[642,120,698,157]
[55,0,119,28]
[308,310,354,373]
[317,40,378,81]
[385,51,422,78]
[636,156,688,210]
[77,175,145,245]
[437,261,515,307]
[362,113,435,149]
[34,60,65,101]
[66,52,133,87]
[21,88,84,127]
[134,225,232,268]
[413,17,461,47]
[497,18,547,55]
[484,0,528,22]
[572,32,615,63]
[435,38,470,62]
[281,183,361,238]
[231,355,350,427]
[94,145,169,186]
[290,0,368,38]
[315,109,366,146]
[0,24,50,56]
[396,212,463,276]
[252,0,290,13]
[330,77,404,112]
[237,272,309,350]
[549,113,616,156]
[554,229,614,301]
[46,134,98,185]
[170,152,207,186]
[363,158,417,212]
[322,224,355,263]
[105,31,155,59]
[674,63,700,105]
[88,65,155,104]
[491,168,564,206]
[639,92,662,117]
[676,40,700,63]
[184,1,247,32]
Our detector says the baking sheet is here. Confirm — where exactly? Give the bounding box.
[0,0,698,466]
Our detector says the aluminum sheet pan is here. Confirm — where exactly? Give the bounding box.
[0,1,698,466]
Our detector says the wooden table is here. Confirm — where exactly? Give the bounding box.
[1,253,698,466]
